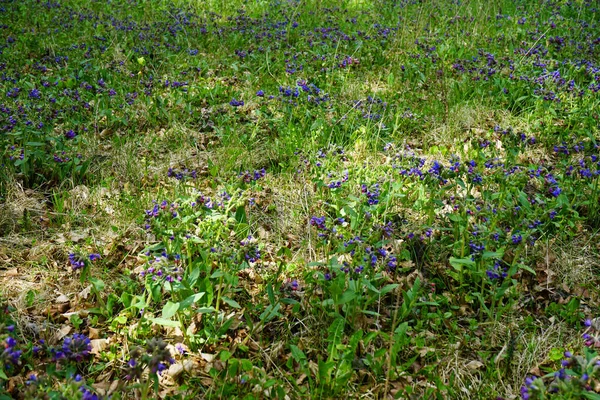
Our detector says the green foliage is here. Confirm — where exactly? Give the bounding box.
[1,0,600,398]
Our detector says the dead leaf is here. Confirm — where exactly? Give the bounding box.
[465,360,484,370]
[168,363,184,378]
[78,285,93,300]
[529,366,542,376]
[54,325,72,341]
[296,374,307,385]
[88,327,101,339]
[90,338,109,356]
[56,294,70,303]
[183,359,199,375]
[70,231,87,243]
[5,268,19,277]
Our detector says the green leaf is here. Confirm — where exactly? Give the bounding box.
[112,315,127,325]
[290,345,307,363]
[219,350,232,362]
[449,257,475,270]
[196,307,216,314]
[277,246,292,258]
[266,283,275,305]
[516,263,536,274]
[235,206,247,224]
[448,213,463,222]
[380,284,399,296]
[221,296,241,309]
[150,283,162,303]
[162,301,179,319]
[211,270,224,279]
[188,266,201,286]
[0,368,8,380]
[241,359,253,371]
[260,303,281,322]
[336,289,357,305]
[90,277,105,292]
[180,292,205,309]
[482,251,504,260]
[327,318,345,361]
[548,347,564,362]
[361,310,381,317]
[149,317,180,328]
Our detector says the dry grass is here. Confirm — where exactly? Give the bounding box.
[551,230,600,290]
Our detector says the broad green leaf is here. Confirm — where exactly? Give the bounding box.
[336,289,357,305]
[162,301,179,319]
[180,293,204,309]
[149,317,180,328]
[449,257,475,270]
[290,345,307,363]
[380,284,399,295]
[221,296,241,309]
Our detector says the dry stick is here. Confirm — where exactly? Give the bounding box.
[383,285,403,399]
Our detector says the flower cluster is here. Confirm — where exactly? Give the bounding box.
[125,338,174,381]
[52,334,92,362]
[239,168,266,183]
[168,167,198,181]
[140,253,183,283]
[229,98,244,107]
[68,253,100,270]
[520,320,600,399]
[2,335,22,373]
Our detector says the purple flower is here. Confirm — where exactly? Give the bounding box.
[69,253,85,270]
[511,234,522,245]
[65,130,77,140]
[29,88,41,99]
[58,334,91,362]
[310,216,326,230]
[256,90,264,97]
[6,337,17,348]
[549,186,561,197]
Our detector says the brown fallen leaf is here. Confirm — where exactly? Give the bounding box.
[54,325,72,342]
[168,363,184,378]
[4,268,19,277]
[90,338,110,356]
[56,294,70,303]
[465,360,484,370]
[78,285,93,300]
[88,327,101,339]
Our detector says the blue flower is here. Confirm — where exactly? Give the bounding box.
[65,129,77,140]
[29,88,41,99]
[511,234,522,244]
[69,253,85,270]
[549,186,561,197]
[55,334,91,362]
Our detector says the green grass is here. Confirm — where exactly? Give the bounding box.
[0,0,599,398]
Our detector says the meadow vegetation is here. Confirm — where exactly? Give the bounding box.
[1,0,600,398]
